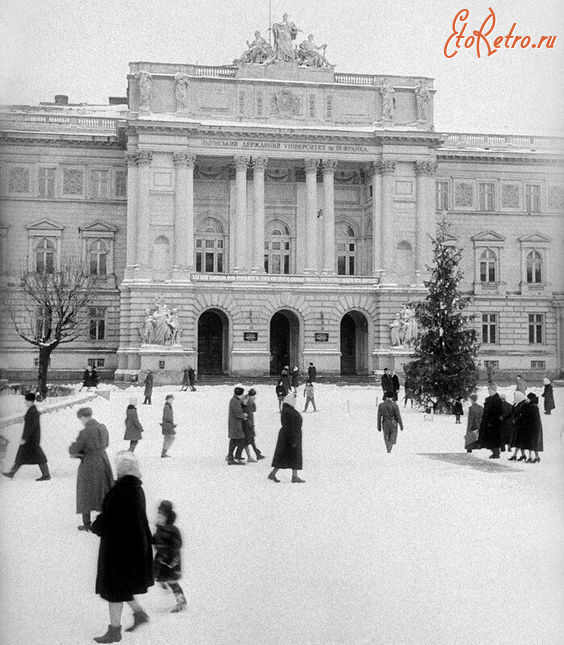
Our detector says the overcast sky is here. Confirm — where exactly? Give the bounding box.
[1,0,563,135]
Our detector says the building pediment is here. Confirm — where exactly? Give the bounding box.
[471,231,505,243]
[79,221,118,234]
[518,232,551,244]
[25,219,64,232]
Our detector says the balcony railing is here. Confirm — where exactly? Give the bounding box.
[442,133,564,150]
[0,112,122,129]
[194,65,237,78]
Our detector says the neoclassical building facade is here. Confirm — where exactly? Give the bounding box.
[1,39,563,380]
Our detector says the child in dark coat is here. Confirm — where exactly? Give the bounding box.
[453,398,464,424]
[153,500,187,613]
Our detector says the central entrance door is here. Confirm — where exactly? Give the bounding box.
[269,310,299,375]
[340,311,369,375]
[198,310,226,375]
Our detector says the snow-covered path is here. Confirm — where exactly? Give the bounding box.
[1,384,563,645]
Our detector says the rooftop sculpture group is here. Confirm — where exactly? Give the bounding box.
[235,13,333,68]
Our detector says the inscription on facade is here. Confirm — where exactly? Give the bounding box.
[200,139,369,153]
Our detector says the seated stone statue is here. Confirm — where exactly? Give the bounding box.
[297,34,332,68]
[237,31,272,64]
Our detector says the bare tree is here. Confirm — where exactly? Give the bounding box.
[5,261,96,399]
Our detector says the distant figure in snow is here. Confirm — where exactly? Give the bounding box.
[275,377,289,412]
[143,370,153,405]
[241,388,265,461]
[81,365,99,391]
[381,368,394,399]
[464,393,482,453]
[390,369,400,402]
[291,366,300,391]
[124,397,144,452]
[541,377,555,415]
[499,393,514,451]
[515,374,528,395]
[303,379,317,412]
[508,391,528,462]
[452,397,463,424]
[307,362,317,382]
[479,383,504,459]
[269,390,305,483]
[160,395,177,458]
[180,367,196,392]
[226,385,247,465]
[523,393,543,463]
[377,392,404,453]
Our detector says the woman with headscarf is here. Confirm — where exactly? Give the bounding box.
[268,390,305,483]
[91,451,154,643]
[124,397,144,452]
[541,377,555,415]
[508,391,528,461]
[523,393,543,463]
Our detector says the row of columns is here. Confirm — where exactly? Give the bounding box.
[125,149,437,280]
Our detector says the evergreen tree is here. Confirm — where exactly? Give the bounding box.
[407,219,479,412]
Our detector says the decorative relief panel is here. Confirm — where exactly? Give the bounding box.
[501,184,520,209]
[547,184,564,210]
[271,90,302,116]
[8,166,30,193]
[454,181,474,208]
[62,168,84,195]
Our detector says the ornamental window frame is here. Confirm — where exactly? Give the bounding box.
[90,168,110,199]
[528,313,544,345]
[264,220,292,275]
[478,182,496,212]
[336,222,358,276]
[471,231,506,294]
[195,217,227,274]
[79,221,117,277]
[524,183,542,213]
[89,306,106,341]
[435,180,449,211]
[518,233,550,293]
[481,313,498,344]
[25,220,64,273]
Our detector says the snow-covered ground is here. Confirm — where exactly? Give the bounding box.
[1,383,563,645]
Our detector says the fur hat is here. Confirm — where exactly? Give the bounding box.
[24,392,36,402]
[527,392,539,404]
[248,388,256,396]
[158,500,176,524]
[234,384,245,396]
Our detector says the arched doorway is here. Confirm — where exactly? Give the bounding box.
[198,309,228,375]
[340,311,369,375]
[270,310,300,375]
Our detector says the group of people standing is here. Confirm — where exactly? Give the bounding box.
[226,385,265,465]
[275,363,317,412]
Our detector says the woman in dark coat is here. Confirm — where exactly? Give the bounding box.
[143,370,153,405]
[464,393,482,453]
[91,451,153,643]
[81,365,99,390]
[124,397,144,452]
[523,393,543,463]
[69,407,114,531]
[2,392,50,480]
[541,377,555,415]
[509,391,528,461]
[268,391,305,483]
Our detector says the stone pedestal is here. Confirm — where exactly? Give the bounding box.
[138,344,191,384]
[372,347,414,374]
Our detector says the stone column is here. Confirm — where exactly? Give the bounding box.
[136,150,152,268]
[173,152,196,270]
[415,160,438,283]
[304,158,319,274]
[234,156,249,273]
[125,152,139,268]
[380,160,396,280]
[251,157,267,273]
[370,161,384,277]
[321,160,337,274]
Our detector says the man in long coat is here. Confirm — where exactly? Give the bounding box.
[381,368,394,399]
[377,392,404,453]
[227,385,247,465]
[3,392,50,480]
[160,394,176,458]
[464,393,483,452]
[479,383,505,459]
[391,369,401,402]
[143,370,153,405]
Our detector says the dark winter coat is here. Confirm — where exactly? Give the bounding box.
[242,398,257,444]
[69,419,114,514]
[381,373,394,397]
[143,373,154,397]
[181,369,189,386]
[510,401,528,449]
[228,395,246,440]
[276,380,288,399]
[161,402,176,435]
[377,399,404,435]
[82,368,99,388]
[15,405,47,465]
[271,403,303,470]
[291,371,300,388]
[542,384,555,414]
[479,392,504,450]
[124,405,144,442]
[153,521,183,582]
[391,374,400,400]
[280,372,291,393]
[307,365,317,382]
[521,399,544,452]
[452,401,464,417]
[188,367,196,385]
[464,402,483,449]
[91,475,154,602]
[500,400,514,446]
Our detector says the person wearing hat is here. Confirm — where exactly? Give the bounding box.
[478,383,505,459]
[541,377,555,415]
[290,366,300,391]
[242,388,265,461]
[142,370,153,405]
[515,374,528,395]
[377,392,404,454]
[508,391,528,461]
[307,362,317,382]
[160,395,177,458]
[3,392,51,481]
[464,393,482,453]
[124,397,144,453]
[268,390,305,483]
[381,368,394,399]
[523,392,543,463]
[227,385,247,465]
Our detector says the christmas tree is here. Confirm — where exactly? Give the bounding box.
[406,218,479,412]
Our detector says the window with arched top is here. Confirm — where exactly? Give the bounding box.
[196,218,225,273]
[35,238,55,274]
[480,249,497,283]
[526,250,543,283]
[336,223,357,275]
[264,222,291,274]
[88,239,108,276]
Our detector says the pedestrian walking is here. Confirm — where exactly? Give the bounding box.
[515,374,528,394]
[124,397,144,452]
[91,451,153,643]
[479,383,505,459]
[452,397,464,424]
[280,368,291,395]
[391,369,400,402]
[69,407,114,532]
[81,364,99,391]
[307,362,317,382]
[377,392,404,453]
[464,393,482,453]
[180,368,190,392]
[541,377,555,415]
[268,391,305,483]
[403,376,415,408]
[275,378,288,412]
[508,391,528,461]
[226,385,247,465]
[2,392,51,481]
[153,500,187,613]
[160,395,177,458]
[303,379,317,412]
[291,366,300,391]
[143,370,153,405]
[381,368,394,399]
[523,393,543,463]
[187,366,196,391]
[243,388,265,460]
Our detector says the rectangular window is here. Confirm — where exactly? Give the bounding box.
[89,307,106,340]
[531,360,546,370]
[479,183,495,211]
[436,181,448,210]
[62,168,83,195]
[482,313,497,344]
[115,169,127,197]
[525,184,541,213]
[38,168,56,198]
[528,314,544,344]
[91,170,109,199]
[337,255,346,275]
[196,253,202,272]
[88,358,105,368]
[205,253,214,272]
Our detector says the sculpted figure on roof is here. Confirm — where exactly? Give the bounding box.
[297,34,332,68]
[271,13,301,62]
[237,31,273,64]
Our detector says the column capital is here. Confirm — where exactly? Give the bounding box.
[252,157,268,171]
[322,159,338,174]
[234,155,250,171]
[173,152,196,167]
[371,159,396,176]
[304,158,319,174]
[414,160,438,176]
[137,150,153,165]
[125,152,140,166]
